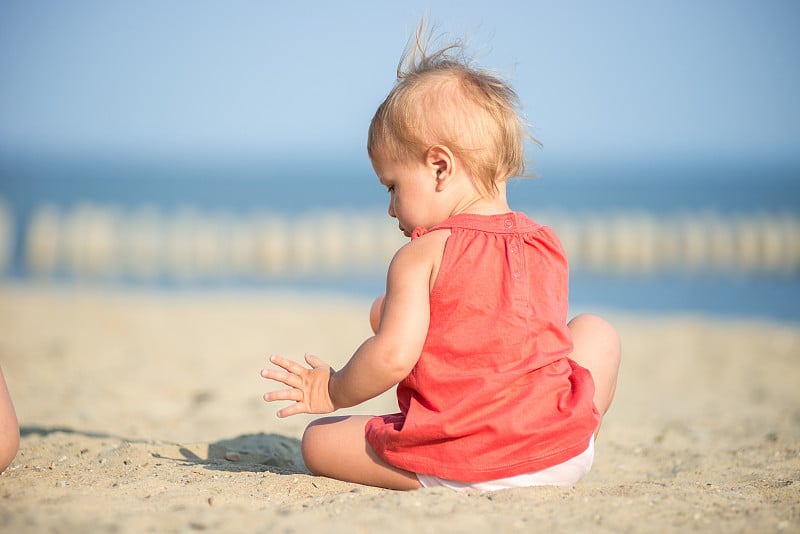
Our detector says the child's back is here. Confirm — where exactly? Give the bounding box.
[367,212,599,482]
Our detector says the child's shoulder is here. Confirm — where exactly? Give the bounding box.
[386,227,449,291]
[392,226,449,266]
[405,225,451,253]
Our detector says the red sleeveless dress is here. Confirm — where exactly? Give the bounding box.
[365,212,599,482]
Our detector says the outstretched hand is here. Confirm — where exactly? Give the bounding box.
[261,353,336,418]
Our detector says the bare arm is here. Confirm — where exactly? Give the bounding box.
[328,237,432,408]
[262,235,436,417]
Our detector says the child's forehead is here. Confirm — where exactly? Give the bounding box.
[368,147,388,166]
[370,151,415,181]
[369,152,390,181]
[370,146,404,170]
[370,154,396,180]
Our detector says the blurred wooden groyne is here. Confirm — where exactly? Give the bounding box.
[0,200,798,280]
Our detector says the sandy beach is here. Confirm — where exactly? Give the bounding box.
[0,284,797,532]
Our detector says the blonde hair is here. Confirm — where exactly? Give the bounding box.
[367,22,537,196]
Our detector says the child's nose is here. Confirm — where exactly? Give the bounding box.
[387,199,396,218]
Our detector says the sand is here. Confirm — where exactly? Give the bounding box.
[0,284,797,533]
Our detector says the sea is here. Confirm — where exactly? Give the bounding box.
[1,151,798,322]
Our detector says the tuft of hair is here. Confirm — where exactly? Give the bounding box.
[367,20,539,196]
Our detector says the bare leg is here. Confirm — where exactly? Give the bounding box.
[301,415,422,490]
[0,367,19,474]
[567,314,622,434]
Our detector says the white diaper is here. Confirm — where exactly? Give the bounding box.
[416,437,595,492]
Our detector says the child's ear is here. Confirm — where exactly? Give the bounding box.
[426,145,455,192]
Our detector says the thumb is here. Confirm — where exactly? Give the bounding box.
[304,353,329,370]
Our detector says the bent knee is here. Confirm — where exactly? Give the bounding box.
[569,314,621,354]
[300,421,323,474]
[301,417,340,475]
[568,313,616,333]
[0,431,19,474]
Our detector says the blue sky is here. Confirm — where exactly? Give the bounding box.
[0,1,798,165]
